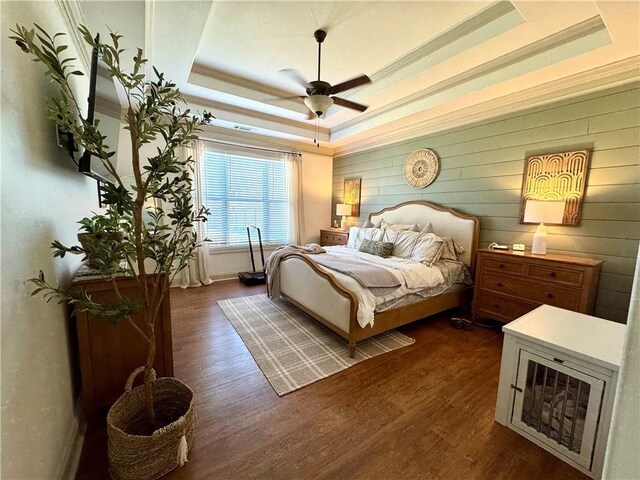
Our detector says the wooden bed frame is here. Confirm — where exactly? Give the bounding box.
[277,201,480,357]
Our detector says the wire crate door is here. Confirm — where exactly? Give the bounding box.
[510,350,604,469]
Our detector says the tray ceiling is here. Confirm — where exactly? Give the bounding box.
[77,0,640,154]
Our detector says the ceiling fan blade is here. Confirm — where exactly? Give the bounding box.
[332,96,368,112]
[329,74,371,95]
[279,68,309,90]
[260,95,305,104]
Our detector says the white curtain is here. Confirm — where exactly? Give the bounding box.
[176,140,213,288]
[285,153,305,245]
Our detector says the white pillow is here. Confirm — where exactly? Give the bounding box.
[380,219,419,232]
[421,222,434,234]
[347,227,384,250]
[361,218,374,228]
[385,230,444,265]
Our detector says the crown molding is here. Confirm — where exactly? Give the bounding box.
[333,14,609,140]
[199,125,333,157]
[372,1,519,82]
[54,0,89,72]
[333,58,640,157]
[183,93,328,141]
[190,63,308,116]
[335,0,522,105]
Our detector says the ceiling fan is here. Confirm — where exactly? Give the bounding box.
[280,29,371,118]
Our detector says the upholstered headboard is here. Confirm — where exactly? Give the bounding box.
[369,201,480,273]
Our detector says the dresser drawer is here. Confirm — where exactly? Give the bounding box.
[526,264,584,287]
[481,256,525,276]
[480,272,581,310]
[477,293,535,321]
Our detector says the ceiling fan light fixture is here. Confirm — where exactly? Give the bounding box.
[304,95,333,117]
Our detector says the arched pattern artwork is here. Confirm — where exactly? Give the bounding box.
[519,149,591,226]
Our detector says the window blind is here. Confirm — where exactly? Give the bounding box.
[201,148,291,248]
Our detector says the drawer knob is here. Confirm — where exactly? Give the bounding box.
[549,272,557,278]
[498,263,505,269]
[496,282,504,288]
[546,293,554,299]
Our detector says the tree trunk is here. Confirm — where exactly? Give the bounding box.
[143,317,157,429]
[128,105,156,430]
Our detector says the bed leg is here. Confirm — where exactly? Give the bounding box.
[349,342,356,358]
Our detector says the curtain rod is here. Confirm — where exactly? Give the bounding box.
[200,138,301,156]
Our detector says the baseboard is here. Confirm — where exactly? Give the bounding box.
[169,273,239,288]
[56,399,86,480]
[211,272,241,282]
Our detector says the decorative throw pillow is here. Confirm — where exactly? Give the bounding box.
[440,237,466,261]
[359,238,394,258]
[347,227,384,250]
[389,231,444,266]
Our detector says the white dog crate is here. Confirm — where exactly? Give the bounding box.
[495,305,625,479]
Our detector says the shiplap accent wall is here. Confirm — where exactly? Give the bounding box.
[333,83,640,323]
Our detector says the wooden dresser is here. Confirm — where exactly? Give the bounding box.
[320,228,348,246]
[472,248,602,323]
[72,272,173,430]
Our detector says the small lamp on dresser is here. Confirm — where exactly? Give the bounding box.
[524,199,565,254]
[336,203,352,230]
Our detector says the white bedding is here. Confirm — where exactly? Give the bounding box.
[319,246,446,328]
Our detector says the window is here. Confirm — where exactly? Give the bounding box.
[201,146,291,248]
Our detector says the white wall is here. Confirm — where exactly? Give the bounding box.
[300,151,333,244]
[208,151,333,279]
[603,245,640,479]
[1,3,98,478]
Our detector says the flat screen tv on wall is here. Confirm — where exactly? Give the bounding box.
[63,34,122,185]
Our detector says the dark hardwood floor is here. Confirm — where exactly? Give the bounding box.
[76,280,587,480]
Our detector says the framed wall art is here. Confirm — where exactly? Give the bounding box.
[519,149,591,226]
[343,177,362,218]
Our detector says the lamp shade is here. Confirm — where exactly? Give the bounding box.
[336,203,352,217]
[304,95,334,117]
[524,200,565,224]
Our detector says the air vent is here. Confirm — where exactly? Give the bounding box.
[233,125,255,132]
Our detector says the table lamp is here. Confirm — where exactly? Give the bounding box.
[524,199,566,254]
[336,203,352,230]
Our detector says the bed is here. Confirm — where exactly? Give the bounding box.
[273,201,480,356]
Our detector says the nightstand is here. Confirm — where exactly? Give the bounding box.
[319,228,348,246]
[472,248,602,323]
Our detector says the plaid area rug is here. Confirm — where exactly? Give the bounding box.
[218,294,415,396]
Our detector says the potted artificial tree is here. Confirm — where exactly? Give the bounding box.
[11,24,212,479]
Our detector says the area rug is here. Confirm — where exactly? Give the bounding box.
[218,294,415,396]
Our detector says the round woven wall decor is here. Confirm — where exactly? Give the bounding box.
[403,149,439,189]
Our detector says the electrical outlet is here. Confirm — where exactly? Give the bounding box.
[513,243,525,251]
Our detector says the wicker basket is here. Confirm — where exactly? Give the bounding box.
[107,367,195,480]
